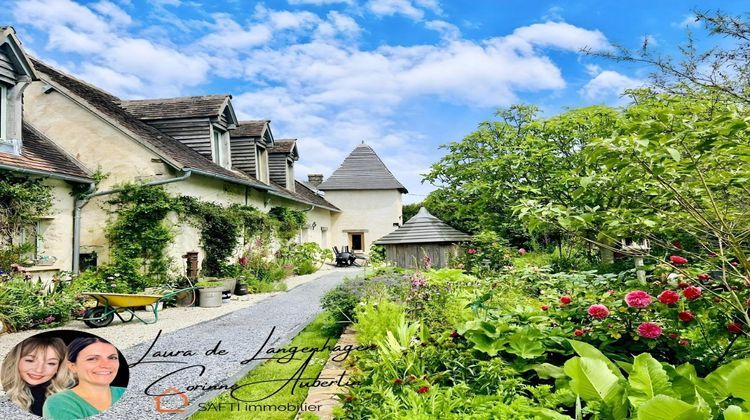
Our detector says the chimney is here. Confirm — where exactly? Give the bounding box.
[308,174,323,186]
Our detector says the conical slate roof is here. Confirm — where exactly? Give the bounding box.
[375,207,472,245]
[317,143,408,193]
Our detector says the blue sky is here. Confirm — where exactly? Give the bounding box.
[2,0,747,202]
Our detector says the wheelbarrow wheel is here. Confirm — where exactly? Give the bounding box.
[83,307,114,328]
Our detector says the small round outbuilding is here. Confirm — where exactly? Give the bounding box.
[374,207,472,268]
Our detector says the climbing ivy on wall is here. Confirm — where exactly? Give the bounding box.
[103,184,306,284]
[105,184,174,289]
[0,171,53,270]
[268,206,307,242]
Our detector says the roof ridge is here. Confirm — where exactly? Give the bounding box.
[118,94,230,103]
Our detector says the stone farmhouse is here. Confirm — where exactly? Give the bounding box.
[0,27,406,283]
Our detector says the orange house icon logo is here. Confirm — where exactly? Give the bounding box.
[154,387,189,413]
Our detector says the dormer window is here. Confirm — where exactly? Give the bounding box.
[256,143,269,183]
[210,125,231,169]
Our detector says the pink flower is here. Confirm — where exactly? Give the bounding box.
[238,256,248,267]
[727,322,743,334]
[587,304,610,319]
[732,261,739,267]
[637,322,662,339]
[625,290,652,308]
[658,290,680,305]
[678,311,694,322]
[560,295,572,305]
[669,255,688,265]
[697,273,711,281]
[679,339,690,346]
[467,248,477,255]
[683,286,702,300]
[518,248,527,255]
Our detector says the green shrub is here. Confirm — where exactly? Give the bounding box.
[354,299,406,345]
[0,275,81,331]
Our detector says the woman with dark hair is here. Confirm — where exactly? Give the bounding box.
[42,337,125,420]
[1,336,74,416]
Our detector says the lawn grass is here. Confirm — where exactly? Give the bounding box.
[190,312,342,420]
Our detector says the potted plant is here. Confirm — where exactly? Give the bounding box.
[195,280,223,308]
[202,276,237,296]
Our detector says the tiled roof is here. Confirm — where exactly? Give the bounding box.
[375,207,471,245]
[118,95,230,120]
[0,123,92,182]
[30,58,269,190]
[317,143,407,193]
[268,140,296,154]
[293,180,340,212]
[231,120,269,138]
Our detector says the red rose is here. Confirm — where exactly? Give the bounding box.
[668,333,679,339]
[574,329,584,337]
[746,298,750,308]
[587,304,610,319]
[417,386,430,394]
[560,295,572,305]
[541,305,549,311]
[393,378,403,384]
[450,330,460,338]
[669,255,688,265]
[679,339,690,346]
[677,282,689,289]
[697,273,711,281]
[678,311,694,322]
[625,290,652,308]
[637,322,663,339]
[658,290,680,305]
[683,286,702,300]
[727,322,743,334]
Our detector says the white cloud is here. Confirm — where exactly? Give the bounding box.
[579,70,642,102]
[367,0,440,21]
[288,0,354,4]
[198,14,273,50]
[91,1,132,27]
[425,20,460,41]
[511,21,610,52]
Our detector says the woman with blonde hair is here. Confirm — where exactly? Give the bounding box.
[1,336,74,416]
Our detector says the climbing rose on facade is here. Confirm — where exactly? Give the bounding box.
[625,290,652,308]
[637,322,662,339]
[683,286,702,300]
[587,304,609,319]
[669,255,688,265]
[658,290,680,305]
[678,311,694,322]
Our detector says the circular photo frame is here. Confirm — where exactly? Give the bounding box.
[1,330,129,419]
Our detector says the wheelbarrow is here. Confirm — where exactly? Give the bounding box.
[81,287,196,328]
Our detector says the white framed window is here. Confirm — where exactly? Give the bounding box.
[211,126,223,166]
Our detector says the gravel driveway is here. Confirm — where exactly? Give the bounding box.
[0,268,358,419]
